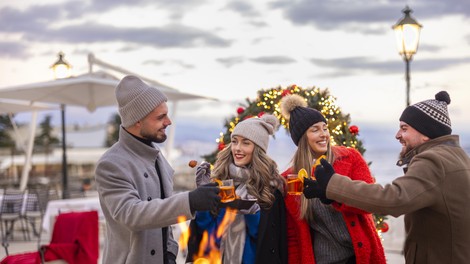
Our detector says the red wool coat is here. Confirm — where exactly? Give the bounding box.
[282,146,386,264]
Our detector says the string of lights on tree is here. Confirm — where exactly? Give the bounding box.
[203,84,363,161]
[202,84,388,234]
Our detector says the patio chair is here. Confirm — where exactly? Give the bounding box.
[0,210,99,264]
[22,187,49,239]
[0,189,28,255]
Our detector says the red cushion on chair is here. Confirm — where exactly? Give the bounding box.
[43,210,99,264]
[0,210,99,264]
[0,252,39,264]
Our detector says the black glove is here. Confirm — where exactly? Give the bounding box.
[313,158,335,204]
[188,182,221,212]
[315,158,335,188]
[302,177,321,199]
[302,177,333,204]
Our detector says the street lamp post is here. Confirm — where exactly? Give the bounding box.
[392,6,422,106]
[50,51,72,79]
[50,52,72,199]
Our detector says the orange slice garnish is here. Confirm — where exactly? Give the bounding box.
[297,168,308,183]
[213,179,222,186]
[314,155,326,168]
[311,155,327,180]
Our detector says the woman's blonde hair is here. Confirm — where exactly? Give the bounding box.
[290,132,334,222]
[212,142,286,209]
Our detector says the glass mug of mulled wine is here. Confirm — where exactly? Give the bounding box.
[287,174,303,195]
[219,179,236,203]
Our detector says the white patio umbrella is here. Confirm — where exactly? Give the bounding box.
[0,71,211,198]
[0,99,56,114]
[0,99,57,191]
[0,71,208,111]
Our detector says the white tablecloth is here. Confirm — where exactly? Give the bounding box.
[42,196,103,233]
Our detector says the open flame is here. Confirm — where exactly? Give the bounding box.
[177,208,238,263]
[216,208,237,239]
[177,216,190,251]
[194,230,221,264]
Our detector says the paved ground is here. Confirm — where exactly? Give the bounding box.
[0,216,406,263]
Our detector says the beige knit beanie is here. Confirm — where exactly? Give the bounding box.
[115,75,168,127]
[231,114,279,152]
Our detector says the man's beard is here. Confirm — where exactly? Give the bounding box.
[153,134,167,143]
[141,128,167,143]
[399,145,410,159]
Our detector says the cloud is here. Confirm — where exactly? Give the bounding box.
[270,0,401,31]
[466,34,470,46]
[309,56,470,77]
[0,41,30,58]
[269,0,470,33]
[3,0,208,22]
[310,57,401,75]
[0,2,232,51]
[248,20,269,28]
[22,23,232,48]
[216,56,245,67]
[249,56,296,64]
[412,57,470,71]
[0,5,62,32]
[143,59,195,69]
[418,44,442,53]
[411,0,470,18]
[223,1,268,28]
[225,1,259,17]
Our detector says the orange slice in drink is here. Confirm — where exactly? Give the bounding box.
[297,168,308,182]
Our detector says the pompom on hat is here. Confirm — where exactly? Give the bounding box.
[399,91,452,139]
[280,94,327,146]
[231,114,279,152]
[115,75,168,127]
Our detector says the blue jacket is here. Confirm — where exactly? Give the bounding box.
[186,189,287,264]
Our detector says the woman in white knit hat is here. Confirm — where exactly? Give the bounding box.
[186,114,287,264]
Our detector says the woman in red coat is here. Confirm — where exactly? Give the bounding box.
[279,94,386,264]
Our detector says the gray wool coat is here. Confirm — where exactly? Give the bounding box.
[95,128,194,264]
[325,135,470,264]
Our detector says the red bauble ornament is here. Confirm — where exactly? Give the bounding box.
[237,107,245,114]
[349,125,359,135]
[380,222,389,233]
[257,111,265,117]
[218,142,225,151]
[281,89,292,97]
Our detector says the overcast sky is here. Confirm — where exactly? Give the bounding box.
[1,0,470,137]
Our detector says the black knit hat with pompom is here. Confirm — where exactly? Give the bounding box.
[399,91,452,139]
[280,94,327,146]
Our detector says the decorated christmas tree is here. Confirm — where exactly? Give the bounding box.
[202,84,388,233]
[203,84,364,162]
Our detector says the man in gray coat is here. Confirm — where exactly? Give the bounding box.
[303,91,470,264]
[95,75,221,264]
